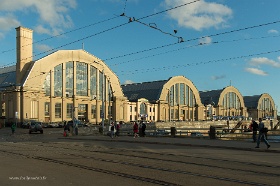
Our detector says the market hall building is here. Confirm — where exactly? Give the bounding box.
[0,26,277,126]
[0,26,128,125]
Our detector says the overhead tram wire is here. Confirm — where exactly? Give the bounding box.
[103,19,280,63]
[123,0,128,14]
[0,20,130,68]
[110,34,280,67]
[120,14,183,41]
[0,16,120,55]
[2,0,200,56]
[0,1,200,67]
[117,48,280,75]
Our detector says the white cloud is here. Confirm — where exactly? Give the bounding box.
[245,68,268,76]
[199,36,212,45]
[211,74,226,80]
[0,0,77,35]
[34,25,52,35]
[268,29,279,34]
[123,80,134,84]
[35,44,53,52]
[163,0,233,31]
[0,14,20,31]
[249,57,280,68]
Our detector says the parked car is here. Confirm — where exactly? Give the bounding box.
[21,122,30,129]
[29,121,43,134]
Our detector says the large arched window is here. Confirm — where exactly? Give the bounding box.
[222,92,241,109]
[43,62,110,100]
[140,103,146,115]
[166,83,196,107]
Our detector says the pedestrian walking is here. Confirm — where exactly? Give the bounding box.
[141,122,146,137]
[115,122,120,137]
[255,118,270,149]
[270,120,273,130]
[11,123,16,134]
[110,122,115,138]
[250,120,258,142]
[133,122,139,138]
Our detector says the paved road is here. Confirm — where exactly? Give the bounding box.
[0,128,279,186]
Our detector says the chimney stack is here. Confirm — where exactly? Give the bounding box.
[16,26,33,84]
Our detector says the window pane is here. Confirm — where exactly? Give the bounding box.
[66,62,73,97]
[67,103,73,118]
[55,103,61,118]
[54,64,62,97]
[43,72,50,96]
[76,62,88,96]
[45,102,50,116]
[90,66,97,99]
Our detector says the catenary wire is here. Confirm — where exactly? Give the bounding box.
[0,1,201,67]
[110,34,280,66]
[117,48,280,75]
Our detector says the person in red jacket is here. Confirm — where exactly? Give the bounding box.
[133,122,139,138]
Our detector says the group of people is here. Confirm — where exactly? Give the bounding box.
[133,121,146,138]
[110,121,121,138]
[109,121,147,138]
[250,118,270,149]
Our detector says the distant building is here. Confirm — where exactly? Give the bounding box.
[244,94,276,120]
[122,76,204,122]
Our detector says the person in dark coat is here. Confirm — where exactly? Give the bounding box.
[251,120,258,142]
[141,122,146,137]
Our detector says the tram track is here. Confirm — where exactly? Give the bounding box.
[0,142,275,186]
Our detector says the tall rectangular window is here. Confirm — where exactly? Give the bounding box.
[175,83,179,105]
[44,72,50,96]
[185,86,189,106]
[170,85,174,106]
[76,62,88,96]
[189,90,194,107]
[54,64,62,97]
[67,103,73,118]
[45,102,50,116]
[98,71,103,100]
[55,103,61,118]
[91,105,97,119]
[180,83,185,105]
[66,62,73,97]
[90,66,97,99]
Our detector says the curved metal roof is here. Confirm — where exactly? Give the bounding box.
[199,89,224,106]
[243,95,261,109]
[0,65,16,90]
[121,80,168,102]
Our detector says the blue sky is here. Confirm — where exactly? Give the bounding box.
[0,0,279,115]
